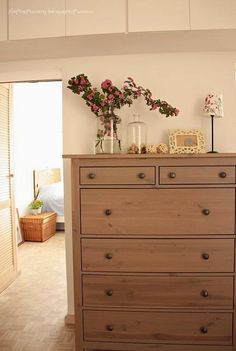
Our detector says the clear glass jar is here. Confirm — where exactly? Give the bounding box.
[127,114,147,154]
[94,111,122,154]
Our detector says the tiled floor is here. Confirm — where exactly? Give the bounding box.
[0,233,75,351]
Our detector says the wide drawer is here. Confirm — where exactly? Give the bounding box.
[80,167,155,185]
[160,166,235,184]
[83,275,233,309]
[83,310,232,345]
[80,189,235,235]
[81,239,234,273]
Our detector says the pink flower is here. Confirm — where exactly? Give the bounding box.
[152,103,159,110]
[108,94,114,101]
[80,76,87,85]
[87,93,94,101]
[100,98,107,106]
[104,122,110,128]
[114,91,122,97]
[73,79,78,85]
[92,104,99,112]
[101,79,112,90]
[99,116,105,121]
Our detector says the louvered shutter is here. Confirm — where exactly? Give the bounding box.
[0,84,17,292]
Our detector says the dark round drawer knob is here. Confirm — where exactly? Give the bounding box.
[202,209,210,216]
[202,253,209,260]
[168,172,176,179]
[201,289,209,298]
[138,172,146,179]
[106,289,113,296]
[200,326,208,334]
[88,173,96,179]
[105,209,112,216]
[105,253,113,260]
[106,324,113,331]
[219,171,227,178]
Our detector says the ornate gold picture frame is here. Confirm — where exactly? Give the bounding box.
[169,129,205,154]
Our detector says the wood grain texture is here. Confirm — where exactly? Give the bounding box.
[81,188,235,235]
[71,159,84,351]
[160,166,235,184]
[83,275,233,309]
[69,154,236,351]
[80,167,155,185]
[83,310,232,345]
[81,239,234,273]
[84,343,233,350]
[63,153,236,159]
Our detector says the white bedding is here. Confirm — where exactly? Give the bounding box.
[38,182,64,217]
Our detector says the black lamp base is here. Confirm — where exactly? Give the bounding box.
[208,115,218,154]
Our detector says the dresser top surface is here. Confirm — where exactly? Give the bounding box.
[63,153,236,159]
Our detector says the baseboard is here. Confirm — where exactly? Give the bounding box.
[65,314,75,326]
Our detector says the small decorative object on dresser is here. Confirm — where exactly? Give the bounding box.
[203,93,223,153]
[20,212,56,242]
[127,114,147,154]
[169,128,205,154]
[157,143,169,154]
[65,153,236,351]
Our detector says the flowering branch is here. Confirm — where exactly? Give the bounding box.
[123,77,179,117]
[67,74,179,118]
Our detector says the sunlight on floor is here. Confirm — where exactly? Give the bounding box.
[0,233,75,351]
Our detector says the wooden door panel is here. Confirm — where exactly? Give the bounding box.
[0,84,16,293]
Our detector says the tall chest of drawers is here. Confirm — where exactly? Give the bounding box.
[67,154,236,351]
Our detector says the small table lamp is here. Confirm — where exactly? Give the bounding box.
[203,94,223,153]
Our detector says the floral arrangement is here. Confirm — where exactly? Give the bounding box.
[67,74,179,152]
[67,74,179,118]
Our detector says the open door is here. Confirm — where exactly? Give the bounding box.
[0,83,17,293]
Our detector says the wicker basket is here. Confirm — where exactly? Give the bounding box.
[20,212,57,242]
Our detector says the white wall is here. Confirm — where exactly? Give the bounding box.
[1,51,236,315]
[13,81,63,215]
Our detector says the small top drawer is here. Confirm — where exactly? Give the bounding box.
[80,167,155,185]
[160,166,235,184]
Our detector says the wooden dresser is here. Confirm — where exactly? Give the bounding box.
[66,153,236,351]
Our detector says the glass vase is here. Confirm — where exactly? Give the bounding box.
[95,111,122,154]
[127,114,147,154]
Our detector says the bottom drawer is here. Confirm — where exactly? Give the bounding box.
[84,346,233,351]
[83,310,232,345]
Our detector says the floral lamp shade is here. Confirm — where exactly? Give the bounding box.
[203,94,224,118]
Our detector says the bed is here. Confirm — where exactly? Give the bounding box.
[33,168,64,230]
